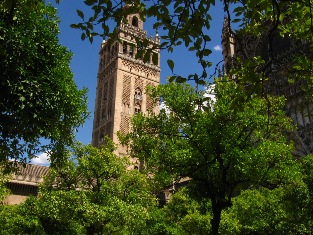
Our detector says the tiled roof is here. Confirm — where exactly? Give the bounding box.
[10,163,49,186]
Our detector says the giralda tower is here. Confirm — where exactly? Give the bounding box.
[92,9,160,160]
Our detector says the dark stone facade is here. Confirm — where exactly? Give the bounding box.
[221,17,313,156]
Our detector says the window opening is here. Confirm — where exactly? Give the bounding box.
[111,45,114,57]
[152,52,158,66]
[134,106,141,114]
[134,88,142,101]
[123,41,127,54]
[132,16,138,27]
[107,110,111,120]
[107,46,111,60]
[129,44,134,57]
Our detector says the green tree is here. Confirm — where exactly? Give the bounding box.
[217,146,313,235]
[0,0,88,168]
[0,201,45,235]
[0,168,11,203]
[220,182,313,234]
[32,138,157,234]
[163,187,212,235]
[136,186,212,235]
[122,81,301,234]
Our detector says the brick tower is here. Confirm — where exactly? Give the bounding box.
[92,11,160,158]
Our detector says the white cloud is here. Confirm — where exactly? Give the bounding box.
[213,45,222,51]
[31,152,50,166]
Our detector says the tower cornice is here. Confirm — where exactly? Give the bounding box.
[118,53,160,72]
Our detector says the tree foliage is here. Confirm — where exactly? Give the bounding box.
[0,168,11,203]
[161,187,212,234]
[219,155,313,234]
[0,201,45,234]
[23,139,157,234]
[220,186,305,234]
[121,81,300,234]
[2,142,313,234]
[0,0,88,168]
[71,0,313,86]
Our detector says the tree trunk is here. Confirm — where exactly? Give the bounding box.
[211,202,223,235]
[86,226,95,235]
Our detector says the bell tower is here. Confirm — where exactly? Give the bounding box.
[92,11,160,156]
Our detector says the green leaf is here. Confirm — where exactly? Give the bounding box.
[81,33,86,41]
[168,76,176,82]
[143,51,151,63]
[77,10,85,20]
[176,76,186,83]
[232,18,241,23]
[84,0,97,6]
[204,35,211,41]
[89,35,93,43]
[196,80,206,85]
[174,7,184,14]
[167,59,174,73]
[70,24,80,29]
[203,49,212,56]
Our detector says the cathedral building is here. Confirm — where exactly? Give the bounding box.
[91,10,160,161]
[221,17,313,156]
[4,163,49,205]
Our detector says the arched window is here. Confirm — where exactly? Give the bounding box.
[129,44,134,57]
[138,41,143,51]
[137,42,144,59]
[132,16,138,27]
[107,46,111,60]
[123,41,127,54]
[134,88,142,114]
[111,45,114,57]
[134,88,142,101]
[134,105,141,114]
[152,52,158,65]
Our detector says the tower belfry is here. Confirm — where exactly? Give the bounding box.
[92,11,160,156]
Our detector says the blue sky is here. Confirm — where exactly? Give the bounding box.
[33,0,225,164]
